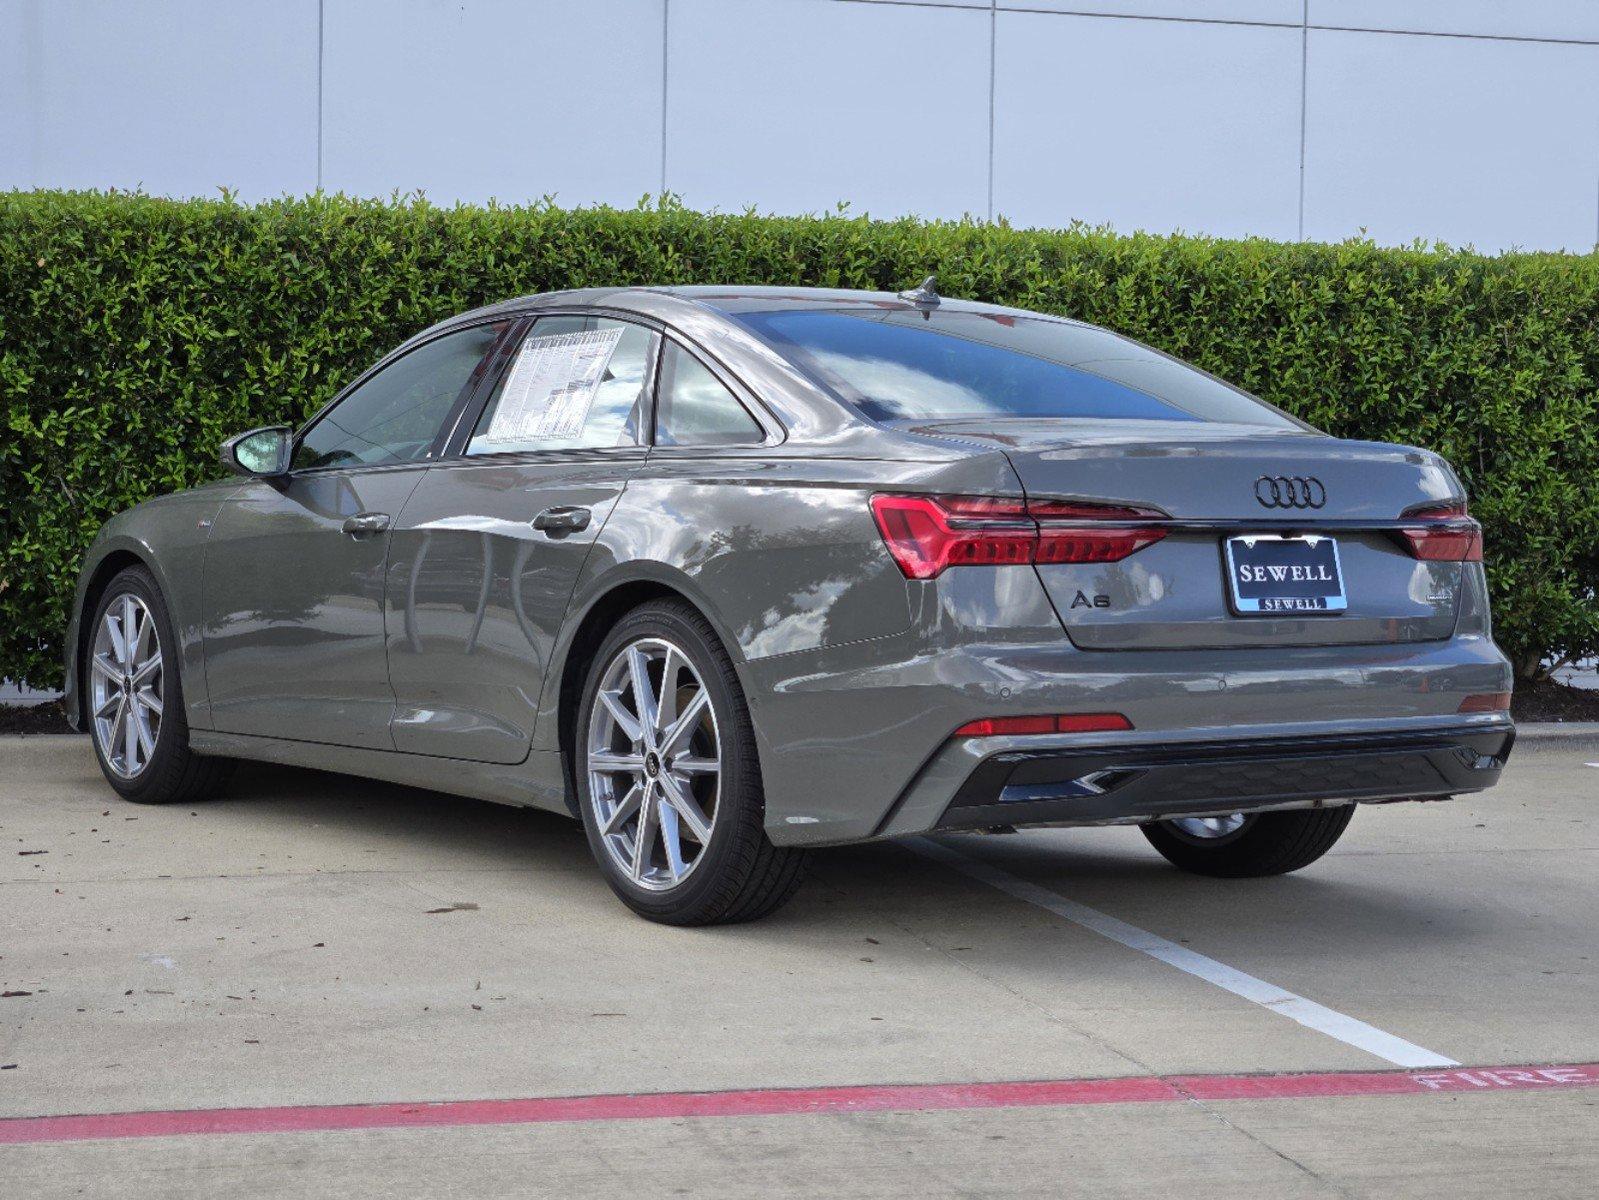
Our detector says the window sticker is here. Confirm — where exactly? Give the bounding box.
[480,327,624,444]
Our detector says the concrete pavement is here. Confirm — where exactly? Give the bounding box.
[2,732,1596,1197]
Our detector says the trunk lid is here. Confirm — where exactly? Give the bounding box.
[902,419,1469,651]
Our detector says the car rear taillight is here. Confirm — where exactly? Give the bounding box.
[1458,692,1511,713]
[870,494,1167,580]
[1399,501,1483,563]
[953,713,1134,737]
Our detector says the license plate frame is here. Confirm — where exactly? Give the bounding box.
[1224,534,1348,616]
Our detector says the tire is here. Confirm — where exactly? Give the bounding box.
[575,600,807,925]
[85,566,234,805]
[1141,806,1355,878]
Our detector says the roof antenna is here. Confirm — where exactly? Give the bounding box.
[898,274,940,313]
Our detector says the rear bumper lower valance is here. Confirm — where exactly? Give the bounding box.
[936,724,1515,832]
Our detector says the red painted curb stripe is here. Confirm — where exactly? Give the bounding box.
[2,1064,1596,1146]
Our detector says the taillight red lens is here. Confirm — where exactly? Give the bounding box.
[1399,501,1483,563]
[870,494,1167,580]
[1458,692,1511,713]
[953,713,1133,737]
[868,494,1033,579]
[1034,527,1168,564]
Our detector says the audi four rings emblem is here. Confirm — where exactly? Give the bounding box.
[1254,475,1327,509]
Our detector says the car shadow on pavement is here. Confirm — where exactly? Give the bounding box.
[213,762,591,871]
[206,763,1517,961]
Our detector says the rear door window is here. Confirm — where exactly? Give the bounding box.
[466,316,659,455]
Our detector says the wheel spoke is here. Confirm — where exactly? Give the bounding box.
[602,783,644,837]
[122,697,140,771]
[132,651,162,687]
[104,613,129,665]
[132,704,156,759]
[589,751,646,774]
[655,646,683,735]
[91,654,120,685]
[629,786,658,881]
[659,774,713,844]
[132,605,155,664]
[671,755,719,775]
[598,688,642,744]
[93,690,122,720]
[137,685,163,718]
[659,689,709,755]
[119,596,139,665]
[626,646,658,744]
[658,801,685,880]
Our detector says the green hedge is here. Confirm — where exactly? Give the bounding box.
[2,190,1596,688]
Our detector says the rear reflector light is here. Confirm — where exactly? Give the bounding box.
[954,713,1134,737]
[1399,501,1483,563]
[1458,692,1511,713]
[871,493,1167,580]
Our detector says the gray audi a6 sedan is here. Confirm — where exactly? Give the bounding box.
[65,281,1515,924]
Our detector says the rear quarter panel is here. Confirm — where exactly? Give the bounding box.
[536,442,1023,757]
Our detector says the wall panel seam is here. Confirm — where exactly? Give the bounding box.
[316,0,324,191]
[1296,0,1307,241]
[986,1,996,220]
[661,0,671,196]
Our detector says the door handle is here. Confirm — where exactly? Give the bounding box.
[341,512,391,537]
[532,505,592,535]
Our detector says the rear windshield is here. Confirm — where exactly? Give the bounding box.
[729,307,1300,428]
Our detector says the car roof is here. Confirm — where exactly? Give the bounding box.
[652,285,1025,315]
[421,284,1075,338]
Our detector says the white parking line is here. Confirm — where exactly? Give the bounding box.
[909,837,1459,1070]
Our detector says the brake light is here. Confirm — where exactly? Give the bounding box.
[870,494,1167,580]
[1399,501,1483,563]
[953,713,1134,737]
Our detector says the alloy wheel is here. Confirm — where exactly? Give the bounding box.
[90,594,164,779]
[585,637,722,891]
[1168,813,1250,840]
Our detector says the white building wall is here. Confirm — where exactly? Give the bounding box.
[4,0,1597,253]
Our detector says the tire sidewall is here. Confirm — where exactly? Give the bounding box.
[1143,806,1354,878]
[575,604,756,919]
[87,567,185,802]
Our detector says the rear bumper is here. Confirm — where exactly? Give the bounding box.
[746,560,1514,846]
[934,722,1514,832]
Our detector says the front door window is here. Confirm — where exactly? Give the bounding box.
[293,321,510,471]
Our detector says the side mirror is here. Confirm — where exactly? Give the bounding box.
[221,426,293,478]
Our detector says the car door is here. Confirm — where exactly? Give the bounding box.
[384,313,658,762]
[202,319,515,748]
